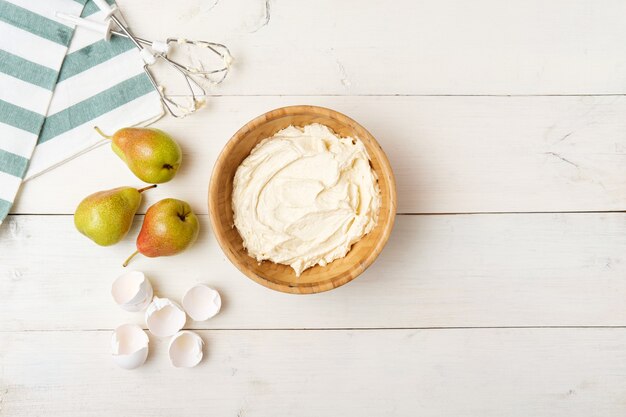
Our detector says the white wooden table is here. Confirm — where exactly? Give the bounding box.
[2,1,626,415]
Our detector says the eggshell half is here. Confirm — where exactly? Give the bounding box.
[111,324,149,369]
[112,271,153,312]
[145,297,186,337]
[182,285,222,321]
[168,331,204,368]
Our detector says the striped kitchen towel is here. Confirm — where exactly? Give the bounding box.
[0,0,163,223]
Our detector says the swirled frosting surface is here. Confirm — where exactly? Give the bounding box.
[232,124,381,276]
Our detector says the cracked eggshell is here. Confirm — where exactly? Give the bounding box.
[111,324,149,370]
[169,331,204,368]
[145,297,186,337]
[112,271,153,312]
[182,285,222,321]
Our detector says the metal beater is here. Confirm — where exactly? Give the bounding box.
[58,0,233,118]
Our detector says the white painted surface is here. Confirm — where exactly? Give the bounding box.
[121,0,626,95]
[2,1,626,416]
[2,329,626,417]
[2,213,626,331]
[12,95,626,215]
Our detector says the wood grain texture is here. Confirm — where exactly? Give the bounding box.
[2,213,625,331]
[1,328,625,417]
[4,1,626,414]
[209,105,396,293]
[12,95,626,215]
[113,0,626,95]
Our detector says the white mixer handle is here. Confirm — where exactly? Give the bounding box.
[56,12,113,40]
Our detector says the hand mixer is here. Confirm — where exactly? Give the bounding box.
[58,0,233,118]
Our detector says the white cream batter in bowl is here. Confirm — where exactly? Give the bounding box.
[209,106,396,294]
[232,124,381,276]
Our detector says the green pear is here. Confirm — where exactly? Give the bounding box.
[74,185,157,246]
[95,127,182,184]
[123,198,199,266]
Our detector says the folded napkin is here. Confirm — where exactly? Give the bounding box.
[0,0,163,223]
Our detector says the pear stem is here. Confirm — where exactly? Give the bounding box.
[94,126,112,140]
[122,250,140,267]
[137,184,157,193]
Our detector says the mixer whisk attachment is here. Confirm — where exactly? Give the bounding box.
[163,39,233,85]
[57,0,233,118]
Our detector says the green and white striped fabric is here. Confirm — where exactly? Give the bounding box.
[0,0,162,223]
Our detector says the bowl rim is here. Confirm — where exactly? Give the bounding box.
[208,105,397,294]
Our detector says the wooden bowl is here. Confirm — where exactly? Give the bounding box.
[209,106,397,294]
